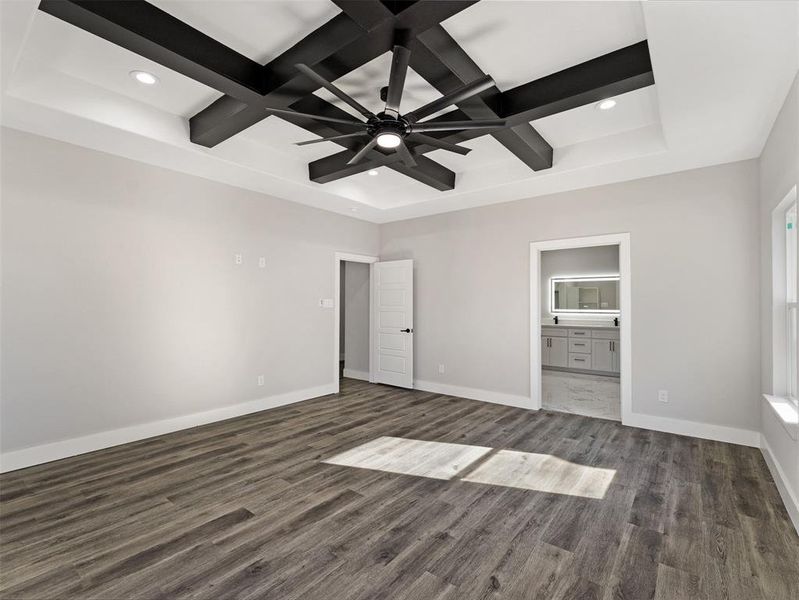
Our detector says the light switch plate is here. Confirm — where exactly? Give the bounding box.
[319,298,334,308]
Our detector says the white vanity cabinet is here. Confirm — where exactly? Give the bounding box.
[541,328,568,368]
[540,326,619,375]
[590,329,620,374]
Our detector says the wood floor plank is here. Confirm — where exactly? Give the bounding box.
[1,378,797,600]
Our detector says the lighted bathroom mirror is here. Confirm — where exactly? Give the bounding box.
[551,276,620,314]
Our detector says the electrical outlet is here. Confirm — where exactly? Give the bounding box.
[438,364,445,374]
[234,253,242,265]
[257,375,264,386]
[658,389,669,403]
[258,257,266,268]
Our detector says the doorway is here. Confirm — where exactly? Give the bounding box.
[339,260,372,382]
[529,234,632,423]
[333,254,415,393]
[334,253,377,394]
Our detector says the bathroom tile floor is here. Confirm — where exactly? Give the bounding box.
[542,369,621,421]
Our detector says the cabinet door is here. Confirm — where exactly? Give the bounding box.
[611,341,621,373]
[592,339,613,372]
[549,337,568,367]
[541,337,550,366]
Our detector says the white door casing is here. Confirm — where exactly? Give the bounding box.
[373,260,414,388]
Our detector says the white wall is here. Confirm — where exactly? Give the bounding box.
[758,73,799,527]
[540,245,619,321]
[381,160,761,436]
[343,261,369,377]
[0,128,379,462]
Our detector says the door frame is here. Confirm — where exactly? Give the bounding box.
[529,233,632,423]
[334,252,379,394]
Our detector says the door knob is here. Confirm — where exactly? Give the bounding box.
[400,328,413,333]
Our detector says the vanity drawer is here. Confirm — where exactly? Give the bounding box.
[591,329,620,340]
[568,328,591,339]
[568,353,591,369]
[568,339,591,353]
[541,327,567,338]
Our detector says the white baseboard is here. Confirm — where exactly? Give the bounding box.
[413,380,760,447]
[414,380,531,410]
[623,412,760,447]
[343,368,370,381]
[761,437,799,534]
[0,383,336,473]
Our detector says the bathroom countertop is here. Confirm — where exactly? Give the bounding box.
[541,322,619,330]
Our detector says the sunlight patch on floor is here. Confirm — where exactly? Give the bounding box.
[461,449,616,499]
[322,436,492,480]
[323,437,616,498]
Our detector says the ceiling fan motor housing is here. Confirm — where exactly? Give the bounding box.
[367,114,409,140]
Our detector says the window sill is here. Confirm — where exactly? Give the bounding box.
[762,394,799,440]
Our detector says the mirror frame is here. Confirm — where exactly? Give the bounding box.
[550,275,621,314]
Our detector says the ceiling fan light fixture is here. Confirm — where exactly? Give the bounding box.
[130,70,158,85]
[376,132,402,149]
[597,98,616,110]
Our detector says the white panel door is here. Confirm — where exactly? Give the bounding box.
[374,260,413,388]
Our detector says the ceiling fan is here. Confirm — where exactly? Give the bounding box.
[261,34,506,168]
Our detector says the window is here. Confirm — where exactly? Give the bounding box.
[787,202,797,402]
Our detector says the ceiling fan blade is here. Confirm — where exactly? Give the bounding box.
[295,132,368,146]
[410,119,506,133]
[295,64,376,120]
[406,75,495,122]
[264,106,366,127]
[347,138,379,165]
[409,133,471,156]
[395,140,417,168]
[384,42,411,118]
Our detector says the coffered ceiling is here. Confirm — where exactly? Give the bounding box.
[1,1,796,223]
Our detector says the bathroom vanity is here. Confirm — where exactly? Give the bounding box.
[541,324,620,376]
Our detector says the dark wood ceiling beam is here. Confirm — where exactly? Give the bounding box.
[189,11,391,147]
[190,0,477,147]
[38,0,266,102]
[500,40,654,124]
[409,25,553,171]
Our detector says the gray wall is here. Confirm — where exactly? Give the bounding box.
[381,160,760,431]
[343,262,370,375]
[758,74,798,506]
[540,246,619,321]
[0,128,379,452]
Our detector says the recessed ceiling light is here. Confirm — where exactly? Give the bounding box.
[130,70,158,85]
[368,169,379,176]
[596,98,616,111]
[376,133,401,149]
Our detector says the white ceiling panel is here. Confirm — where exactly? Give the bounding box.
[532,86,660,148]
[22,11,219,117]
[149,0,340,64]
[442,1,647,90]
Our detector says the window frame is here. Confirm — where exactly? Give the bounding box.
[786,201,797,404]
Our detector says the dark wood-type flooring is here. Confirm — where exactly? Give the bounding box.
[1,378,797,599]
